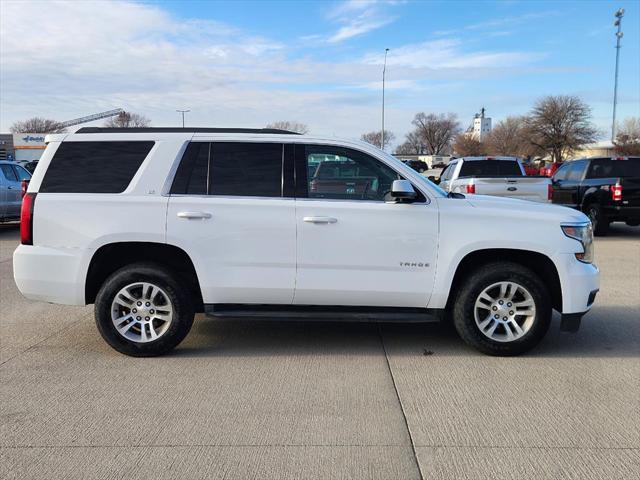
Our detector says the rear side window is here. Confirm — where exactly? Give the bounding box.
[40,141,154,193]
[566,160,587,181]
[586,158,640,178]
[458,160,522,177]
[171,142,283,197]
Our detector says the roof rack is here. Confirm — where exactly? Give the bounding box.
[75,127,301,135]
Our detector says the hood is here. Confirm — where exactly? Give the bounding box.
[463,194,589,224]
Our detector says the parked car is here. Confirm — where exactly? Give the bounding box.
[1,161,32,222]
[24,160,39,174]
[550,156,640,235]
[438,156,552,203]
[14,128,599,357]
[401,159,430,173]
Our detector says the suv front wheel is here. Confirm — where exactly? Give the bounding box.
[453,262,551,356]
[95,263,195,357]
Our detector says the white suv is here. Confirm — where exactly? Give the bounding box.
[14,127,599,356]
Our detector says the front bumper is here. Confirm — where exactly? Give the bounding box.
[560,289,598,332]
[554,253,600,315]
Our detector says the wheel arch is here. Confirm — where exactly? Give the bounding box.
[446,248,562,312]
[85,242,203,311]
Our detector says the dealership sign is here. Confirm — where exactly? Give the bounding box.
[13,133,47,149]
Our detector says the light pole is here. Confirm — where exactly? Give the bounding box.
[176,109,190,128]
[381,48,389,151]
[611,8,624,142]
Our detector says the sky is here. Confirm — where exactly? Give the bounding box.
[1,0,639,146]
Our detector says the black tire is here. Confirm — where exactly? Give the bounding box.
[586,203,609,236]
[625,219,640,227]
[452,262,552,356]
[95,262,194,357]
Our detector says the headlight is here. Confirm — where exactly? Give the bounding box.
[561,223,594,263]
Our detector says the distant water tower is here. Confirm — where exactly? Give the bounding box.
[472,107,492,141]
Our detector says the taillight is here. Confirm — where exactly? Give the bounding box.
[611,183,623,202]
[466,183,476,194]
[547,184,553,201]
[21,179,29,199]
[20,193,36,245]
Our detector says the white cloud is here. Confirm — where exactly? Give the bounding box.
[325,0,399,43]
[0,0,567,141]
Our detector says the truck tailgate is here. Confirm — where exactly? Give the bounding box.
[472,177,551,203]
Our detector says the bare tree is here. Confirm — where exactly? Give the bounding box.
[412,113,460,155]
[614,117,640,156]
[360,130,395,149]
[9,117,66,133]
[486,116,541,158]
[525,95,597,163]
[452,133,487,156]
[266,121,309,134]
[395,130,425,155]
[104,111,151,128]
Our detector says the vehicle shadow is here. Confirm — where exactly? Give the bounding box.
[173,305,639,360]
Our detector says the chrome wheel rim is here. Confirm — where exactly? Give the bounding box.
[111,282,173,343]
[588,208,598,230]
[474,281,536,343]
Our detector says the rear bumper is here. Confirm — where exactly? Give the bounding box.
[603,205,640,221]
[13,244,88,305]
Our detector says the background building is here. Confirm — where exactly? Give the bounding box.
[471,108,492,141]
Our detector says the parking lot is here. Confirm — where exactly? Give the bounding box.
[0,223,638,480]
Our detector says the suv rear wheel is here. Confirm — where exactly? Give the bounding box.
[453,262,551,356]
[95,263,194,356]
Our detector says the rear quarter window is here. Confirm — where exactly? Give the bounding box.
[39,141,154,193]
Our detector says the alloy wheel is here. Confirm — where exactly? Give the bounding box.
[110,282,173,343]
[473,281,536,342]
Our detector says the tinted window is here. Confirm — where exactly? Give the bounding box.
[303,145,400,201]
[171,142,283,197]
[458,160,522,177]
[13,165,32,181]
[210,143,282,197]
[0,164,17,181]
[586,158,640,178]
[566,161,587,181]
[40,141,153,193]
[170,143,209,195]
[553,163,571,181]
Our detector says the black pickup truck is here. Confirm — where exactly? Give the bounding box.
[550,156,640,235]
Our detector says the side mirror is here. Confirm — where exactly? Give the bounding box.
[390,179,417,201]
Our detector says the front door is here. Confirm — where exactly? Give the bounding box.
[166,141,296,305]
[293,144,438,308]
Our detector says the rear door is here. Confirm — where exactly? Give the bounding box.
[0,164,21,218]
[293,144,438,307]
[166,141,296,305]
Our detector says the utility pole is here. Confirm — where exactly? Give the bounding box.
[176,109,190,128]
[612,8,624,142]
[381,48,389,151]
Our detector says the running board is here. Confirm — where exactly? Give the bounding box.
[204,304,443,323]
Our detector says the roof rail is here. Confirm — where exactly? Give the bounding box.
[75,127,300,134]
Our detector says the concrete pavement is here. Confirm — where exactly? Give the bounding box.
[1,223,638,479]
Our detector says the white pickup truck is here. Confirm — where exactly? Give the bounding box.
[14,128,599,357]
[438,156,551,203]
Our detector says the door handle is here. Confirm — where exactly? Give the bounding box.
[303,216,337,224]
[507,187,517,191]
[177,211,212,219]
